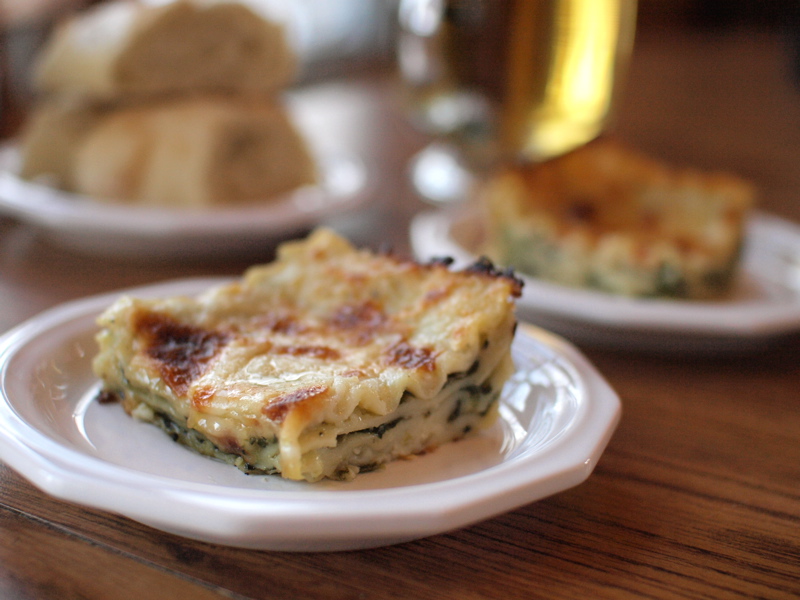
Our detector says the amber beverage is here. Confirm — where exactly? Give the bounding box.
[398,0,637,168]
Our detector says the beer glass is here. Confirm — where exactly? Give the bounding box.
[397,0,637,201]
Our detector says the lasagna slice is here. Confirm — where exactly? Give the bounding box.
[481,138,754,299]
[93,229,522,482]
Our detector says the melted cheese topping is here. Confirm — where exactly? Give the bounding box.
[93,229,521,480]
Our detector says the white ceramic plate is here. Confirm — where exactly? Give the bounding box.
[0,144,371,258]
[0,279,619,552]
[411,209,800,353]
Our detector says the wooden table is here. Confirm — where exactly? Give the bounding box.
[1,26,799,600]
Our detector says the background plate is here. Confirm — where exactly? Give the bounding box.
[0,144,370,258]
[0,279,619,551]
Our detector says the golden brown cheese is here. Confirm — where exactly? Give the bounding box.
[93,229,522,481]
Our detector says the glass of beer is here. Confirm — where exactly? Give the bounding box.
[397,0,637,201]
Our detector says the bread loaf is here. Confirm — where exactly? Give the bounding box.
[33,0,296,101]
[70,96,316,207]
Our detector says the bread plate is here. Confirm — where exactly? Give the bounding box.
[0,144,370,258]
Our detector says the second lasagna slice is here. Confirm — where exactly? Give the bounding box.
[93,229,522,482]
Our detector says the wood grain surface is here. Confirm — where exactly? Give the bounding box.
[0,18,798,600]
